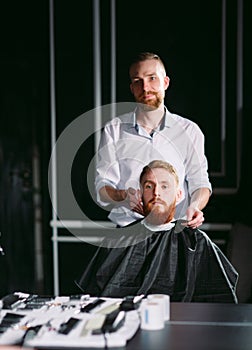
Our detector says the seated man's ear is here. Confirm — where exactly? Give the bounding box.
[176,189,183,203]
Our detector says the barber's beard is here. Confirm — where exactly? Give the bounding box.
[137,91,163,110]
[144,199,176,225]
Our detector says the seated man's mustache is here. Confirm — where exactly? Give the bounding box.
[148,198,166,205]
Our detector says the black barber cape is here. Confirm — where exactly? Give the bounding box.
[76,220,238,303]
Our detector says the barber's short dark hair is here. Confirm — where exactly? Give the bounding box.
[129,52,166,75]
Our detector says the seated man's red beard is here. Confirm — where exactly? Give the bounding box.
[143,199,176,225]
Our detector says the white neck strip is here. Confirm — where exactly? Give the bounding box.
[141,219,175,232]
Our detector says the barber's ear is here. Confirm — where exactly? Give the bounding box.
[176,189,183,203]
[164,76,170,90]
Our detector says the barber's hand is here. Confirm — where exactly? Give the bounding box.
[126,187,144,216]
[185,206,204,229]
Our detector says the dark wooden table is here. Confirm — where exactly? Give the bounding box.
[127,302,252,350]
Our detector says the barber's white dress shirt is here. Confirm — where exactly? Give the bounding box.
[95,107,212,227]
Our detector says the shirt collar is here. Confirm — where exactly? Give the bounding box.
[132,106,174,131]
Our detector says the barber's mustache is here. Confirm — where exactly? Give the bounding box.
[140,91,158,98]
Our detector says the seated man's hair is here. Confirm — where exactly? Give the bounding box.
[140,160,179,186]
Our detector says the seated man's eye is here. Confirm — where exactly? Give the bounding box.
[145,184,152,189]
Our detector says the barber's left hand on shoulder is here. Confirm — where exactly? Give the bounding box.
[186,207,204,229]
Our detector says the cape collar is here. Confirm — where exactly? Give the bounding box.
[141,218,175,232]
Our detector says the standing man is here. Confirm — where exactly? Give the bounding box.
[95,52,212,228]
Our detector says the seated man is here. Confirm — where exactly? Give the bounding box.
[76,160,238,303]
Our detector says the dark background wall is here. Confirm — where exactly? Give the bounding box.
[0,0,251,297]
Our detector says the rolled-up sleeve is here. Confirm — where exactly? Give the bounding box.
[184,122,212,196]
[95,123,121,206]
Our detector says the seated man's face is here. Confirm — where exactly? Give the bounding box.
[141,168,182,225]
